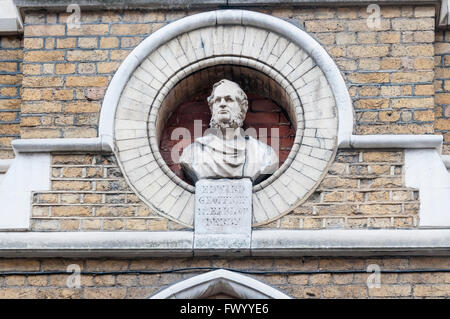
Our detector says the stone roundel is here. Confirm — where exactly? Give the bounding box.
[104,10,348,227]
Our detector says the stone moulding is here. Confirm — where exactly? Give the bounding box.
[1,229,450,257]
[149,269,292,299]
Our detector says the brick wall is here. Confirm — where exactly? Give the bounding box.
[0,257,449,298]
[30,149,418,231]
[0,36,22,159]
[435,31,450,155]
[18,5,437,140]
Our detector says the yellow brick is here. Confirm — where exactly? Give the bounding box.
[60,219,80,231]
[22,102,62,113]
[55,63,76,74]
[348,73,389,84]
[52,206,91,217]
[0,74,21,85]
[380,32,401,43]
[27,275,48,286]
[97,62,120,73]
[359,204,402,215]
[414,110,434,121]
[369,285,412,297]
[436,118,450,130]
[52,155,92,165]
[83,194,102,204]
[303,217,322,229]
[23,76,63,87]
[24,38,43,49]
[110,49,131,61]
[305,20,344,32]
[100,37,119,48]
[355,98,389,109]
[414,84,434,95]
[0,259,40,271]
[52,181,91,191]
[65,101,101,112]
[23,64,41,75]
[0,111,17,121]
[0,124,19,135]
[21,116,41,126]
[391,72,434,83]
[391,44,434,57]
[391,18,434,31]
[24,25,65,36]
[391,97,434,109]
[67,50,108,62]
[348,45,389,58]
[5,275,26,286]
[82,219,102,230]
[110,24,151,35]
[66,24,109,36]
[413,284,450,297]
[78,37,98,48]
[60,194,80,204]
[63,127,97,138]
[66,76,107,87]
[413,57,435,70]
[379,111,401,122]
[56,38,76,49]
[322,285,368,298]
[95,206,135,217]
[37,288,81,299]
[103,219,124,230]
[0,62,18,73]
[0,288,38,298]
[380,57,402,70]
[54,89,74,100]
[20,128,61,138]
[125,219,147,230]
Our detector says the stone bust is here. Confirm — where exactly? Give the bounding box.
[179,79,279,184]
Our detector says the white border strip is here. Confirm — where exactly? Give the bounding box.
[11,137,112,153]
[1,229,450,257]
[6,135,443,154]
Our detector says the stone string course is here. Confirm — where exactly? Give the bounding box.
[0,257,449,298]
[30,150,419,231]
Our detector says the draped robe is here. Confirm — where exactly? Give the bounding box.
[180,132,279,183]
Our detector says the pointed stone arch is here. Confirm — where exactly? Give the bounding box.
[150,269,291,299]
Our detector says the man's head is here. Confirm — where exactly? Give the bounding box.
[207,79,248,129]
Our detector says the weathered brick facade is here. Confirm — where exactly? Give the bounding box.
[0,36,22,159]
[30,150,418,232]
[0,2,449,299]
[1,257,450,299]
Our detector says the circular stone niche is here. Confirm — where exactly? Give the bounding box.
[158,65,297,186]
[112,19,340,227]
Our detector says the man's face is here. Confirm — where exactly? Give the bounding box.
[211,83,243,128]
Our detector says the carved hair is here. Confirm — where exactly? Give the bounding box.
[207,79,249,114]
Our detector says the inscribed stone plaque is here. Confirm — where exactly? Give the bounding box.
[194,178,252,251]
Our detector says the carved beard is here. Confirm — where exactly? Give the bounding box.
[209,111,245,129]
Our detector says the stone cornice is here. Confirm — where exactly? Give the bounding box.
[1,229,450,257]
[14,0,440,11]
